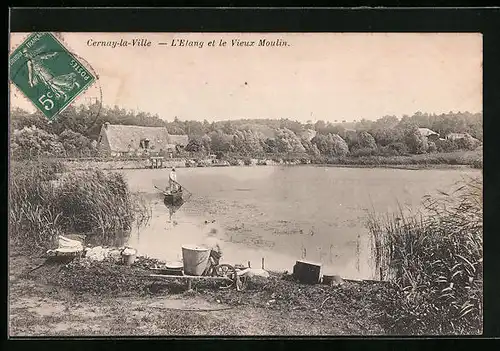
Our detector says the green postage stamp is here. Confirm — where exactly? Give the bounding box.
[9,32,96,120]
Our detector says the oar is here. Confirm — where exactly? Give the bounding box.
[154,185,168,195]
[172,179,193,198]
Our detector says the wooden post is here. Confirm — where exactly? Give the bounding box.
[261,257,265,269]
[187,278,192,291]
[247,261,251,268]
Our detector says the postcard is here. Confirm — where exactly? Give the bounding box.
[9,31,483,336]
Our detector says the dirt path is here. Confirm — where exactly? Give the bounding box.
[9,280,376,336]
[9,276,382,336]
[8,254,387,336]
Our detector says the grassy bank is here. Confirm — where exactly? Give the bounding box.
[319,150,482,169]
[367,176,483,335]
[9,160,150,253]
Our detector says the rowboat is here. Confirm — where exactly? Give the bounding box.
[164,189,183,205]
[155,184,188,206]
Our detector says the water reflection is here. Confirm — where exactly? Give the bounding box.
[164,199,184,221]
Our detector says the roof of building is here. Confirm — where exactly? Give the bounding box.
[418,128,439,137]
[168,134,189,147]
[101,124,187,152]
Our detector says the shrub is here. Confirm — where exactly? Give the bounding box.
[456,134,481,151]
[428,141,438,153]
[243,158,252,166]
[436,139,460,153]
[377,146,400,157]
[387,142,410,156]
[368,177,483,335]
[350,147,378,157]
[225,157,240,166]
[472,159,483,169]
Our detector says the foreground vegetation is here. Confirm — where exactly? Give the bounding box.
[9,160,150,253]
[368,176,483,335]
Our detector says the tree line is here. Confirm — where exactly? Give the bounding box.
[10,104,482,160]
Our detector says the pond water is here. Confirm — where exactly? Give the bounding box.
[120,165,480,280]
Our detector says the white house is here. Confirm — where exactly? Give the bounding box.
[418,128,440,141]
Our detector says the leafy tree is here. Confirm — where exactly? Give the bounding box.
[314,120,326,132]
[58,129,95,157]
[10,108,49,131]
[369,115,403,146]
[279,119,304,134]
[231,130,263,155]
[184,120,205,136]
[329,134,349,156]
[209,130,233,152]
[310,144,321,158]
[185,137,204,153]
[311,134,329,155]
[11,126,65,159]
[354,119,374,132]
[357,131,377,150]
[274,128,305,154]
[404,125,429,154]
[300,137,314,154]
[263,138,279,153]
[312,133,348,157]
[201,134,212,153]
[222,121,236,135]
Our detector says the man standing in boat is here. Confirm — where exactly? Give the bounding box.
[169,168,178,193]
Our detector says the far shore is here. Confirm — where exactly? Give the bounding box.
[15,150,482,172]
[312,163,476,170]
[57,160,480,172]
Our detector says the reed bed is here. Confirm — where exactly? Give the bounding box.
[9,160,151,253]
[367,175,483,335]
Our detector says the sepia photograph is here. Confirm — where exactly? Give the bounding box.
[8,31,483,336]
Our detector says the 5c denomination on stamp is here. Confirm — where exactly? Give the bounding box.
[9,32,96,121]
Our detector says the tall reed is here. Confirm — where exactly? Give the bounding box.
[367,176,483,335]
[9,160,151,253]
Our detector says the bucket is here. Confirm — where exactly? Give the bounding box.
[181,245,211,276]
[122,248,137,266]
[122,253,136,266]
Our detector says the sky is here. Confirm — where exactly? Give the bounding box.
[9,32,482,123]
